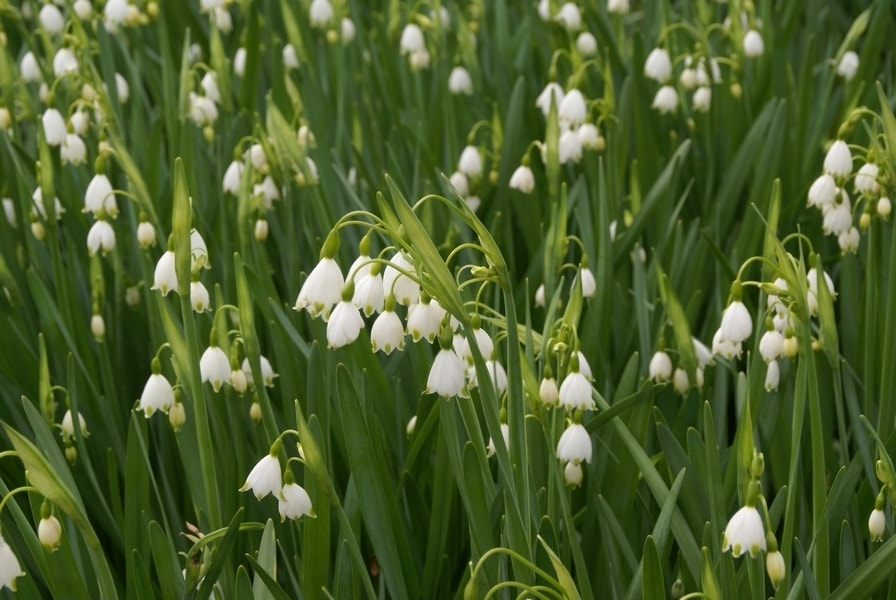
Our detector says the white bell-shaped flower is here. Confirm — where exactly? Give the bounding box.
[765,360,780,391]
[104,0,128,32]
[554,3,582,31]
[458,145,483,178]
[558,129,583,164]
[87,220,116,256]
[651,86,678,114]
[644,48,672,83]
[576,32,598,57]
[42,108,67,146]
[807,173,837,209]
[151,250,178,296]
[138,372,175,417]
[383,251,420,305]
[61,409,88,440]
[39,4,65,34]
[486,423,510,457]
[719,300,752,342]
[309,0,334,28]
[400,23,426,54]
[222,160,243,195]
[279,481,315,521]
[0,536,23,591]
[648,351,673,383]
[536,82,565,116]
[371,306,406,354]
[327,300,364,348]
[295,257,344,319]
[743,30,764,58]
[20,51,42,83]
[556,423,592,465]
[52,48,79,77]
[448,66,473,95]
[558,369,594,411]
[578,123,602,150]
[61,133,87,165]
[855,163,880,195]
[190,280,211,312]
[239,452,282,500]
[759,329,784,362]
[823,140,852,177]
[559,89,587,130]
[406,297,445,343]
[426,348,466,398]
[509,165,535,194]
[692,87,711,113]
[200,345,230,392]
[836,51,859,81]
[241,355,278,388]
[722,504,767,557]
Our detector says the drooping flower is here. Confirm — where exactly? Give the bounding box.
[807,173,837,209]
[448,66,473,95]
[42,108,67,146]
[371,302,406,354]
[60,409,88,440]
[400,23,426,55]
[823,140,852,177]
[766,549,786,590]
[564,462,583,486]
[536,82,564,116]
[151,250,178,296]
[556,423,592,465]
[87,220,116,256]
[836,51,859,81]
[222,159,243,195]
[0,535,23,591]
[279,480,315,522]
[743,30,764,58]
[327,299,365,348]
[558,365,595,411]
[869,507,885,541]
[539,371,560,406]
[138,362,175,418]
[200,345,230,392]
[644,48,672,83]
[241,355,278,388]
[578,123,603,150]
[558,89,587,130]
[239,450,282,500]
[486,423,510,457]
[759,328,784,362]
[382,251,420,305]
[651,86,678,114]
[719,299,752,343]
[855,163,880,195]
[648,351,673,383]
[575,32,598,57]
[467,360,508,395]
[53,48,79,77]
[39,4,65,34]
[722,504,766,557]
[426,348,466,398]
[765,360,780,392]
[38,505,63,552]
[295,257,344,320]
[558,129,583,164]
[461,320,494,363]
[509,165,535,193]
[554,2,582,31]
[309,0,333,28]
[84,173,118,218]
[692,86,711,112]
[458,145,483,178]
[406,296,444,343]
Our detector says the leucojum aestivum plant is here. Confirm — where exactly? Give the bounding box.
[1,0,896,598]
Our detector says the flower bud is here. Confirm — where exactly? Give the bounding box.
[249,401,262,424]
[38,502,62,552]
[91,314,105,342]
[169,400,186,432]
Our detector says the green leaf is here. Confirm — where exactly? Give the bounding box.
[149,521,184,600]
[253,519,278,600]
[640,536,664,600]
[537,535,582,600]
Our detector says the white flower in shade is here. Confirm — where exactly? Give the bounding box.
[38,514,62,552]
[765,359,780,391]
[564,462,584,486]
[371,308,406,354]
[680,66,697,89]
[743,30,764,58]
[576,32,598,57]
[214,5,232,31]
[838,227,860,254]
[648,351,673,382]
[191,281,211,312]
[406,415,418,436]
[200,0,224,12]
[556,423,592,465]
[558,370,595,411]
[536,82,565,116]
[241,356,278,387]
[190,229,210,270]
[282,43,300,70]
[651,86,678,114]
[2,198,15,228]
[554,3,582,31]
[114,72,130,103]
[138,373,175,417]
[766,550,786,590]
[836,51,859,81]
[200,345,230,392]
[137,221,156,248]
[327,300,364,348]
[279,482,315,521]
[719,300,752,342]
[558,129,583,164]
[222,160,243,195]
[239,453,282,500]
[104,0,128,31]
[42,109,67,146]
[53,48,79,77]
[341,18,356,42]
[692,86,711,112]
[576,351,593,380]
[692,337,713,367]
[487,423,510,457]
[0,536,23,591]
[822,194,852,236]
[61,133,87,165]
[295,257,344,319]
[91,314,105,341]
[824,140,852,177]
[465,196,481,212]
[461,325,494,363]
[458,145,483,178]
[383,252,420,305]
[87,220,116,256]
[200,72,220,104]
[855,163,880,195]
[607,0,629,14]
[509,165,535,193]
[406,299,445,343]
[234,47,247,77]
[767,277,788,314]
[722,505,766,557]
[21,51,42,83]
[672,368,690,395]
[807,174,837,209]
[559,89,587,130]
[644,48,672,83]
[540,374,559,406]
[712,329,742,360]
[806,267,835,315]
[468,360,508,395]
[352,271,385,317]
[869,508,885,541]
[448,66,473,95]
[759,329,784,362]
[579,267,596,298]
[31,187,64,221]
[74,0,93,19]
[400,23,426,54]
[84,174,117,218]
[538,0,551,20]
[878,197,892,219]
[534,284,546,308]
[309,0,334,27]
[61,409,88,439]
[189,93,218,126]
[151,251,178,295]
[408,49,431,70]
[39,3,65,33]
[426,348,466,397]
[449,171,469,196]
[578,123,603,150]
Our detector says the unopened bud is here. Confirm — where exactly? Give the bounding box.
[91,314,105,341]
[169,401,186,432]
[249,401,262,424]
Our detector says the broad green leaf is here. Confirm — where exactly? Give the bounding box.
[640,536,664,600]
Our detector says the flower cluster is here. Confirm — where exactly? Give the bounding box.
[151,228,213,313]
[240,437,315,523]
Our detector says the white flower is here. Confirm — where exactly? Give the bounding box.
[189,92,218,126]
[579,267,596,298]
[0,536,23,591]
[341,18,356,42]
[468,360,508,395]
[151,250,178,295]
[42,109,67,146]
[408,49,430,70]
[461,325,494,363]
[838,226,860,254]
[351,270,384,316]
[554,3,582,31]
[114,72,130,102]
[222,160,244,195]
[712,328,742,360]
[806,267,835,315]
[234,48,247,77]
[279,482,315,521]
[509,165,535,193]
[672,368,690,395]
[878,197,892,219]
[371,309,406,354]
[578,123,602,150]
[651,86,678,114]
[406,415,418,436]
[39,3,65,34]
[239,453,282,500]
[576,351,593,380]
[400,23,426,54]
[743,30,764,58]
[719,300,752,342]
[190,229,210,270]
[836,51,859,81]
[539,375,559,406]
[564,462,584,486]
[869,508,885,541]
[200,346,230,392]
[649,351,673,382]
[70,107,89,135]
[295,257,344,319]
[200,72,220,104]
[2,198,16,228]
[576,32,598,56]
[61,409,88,439]
[200,0,224,12]
[824,140,852,177]
[759,329,784,362]
[84,174,117,218]
[766,550,786,590]
[38,514,63,552]
[534,283,546,308]
[309,0,333,27]
[241,356,278,387]
[558,370,595,411]
[21,51,42,83]
[231,368,248,394]
[556,423,592,465]
[458,145,483,178]
[61,133,87,165]
[74,0,93,19]
[137,221,156,248]
[559,89,587,130]
[536,82,565,116]
[807,174,837,209]
[448,66,473,95]
[644,48,672,83]
[693,337,713,367]
[138,373,175,417]
[87,220,116,256]
[31,187,64,221]
[680,67,698,89]
[486,423,510,457]
[607,0,629,14]
[104,0,128,31]
[191,281,211,312]
[426,348,466,397]
[722,505,766,557]
[558,129,583,164]
[280,43,300,71]
[406,299,445,343]
[822,193,852,236]
[327,300,364,348]
[765,359,780,392]
[53,48,79,77]
[449,171,470,197]
[383,252,420,305]
[692,86,711,112]
[855,163,880,195]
